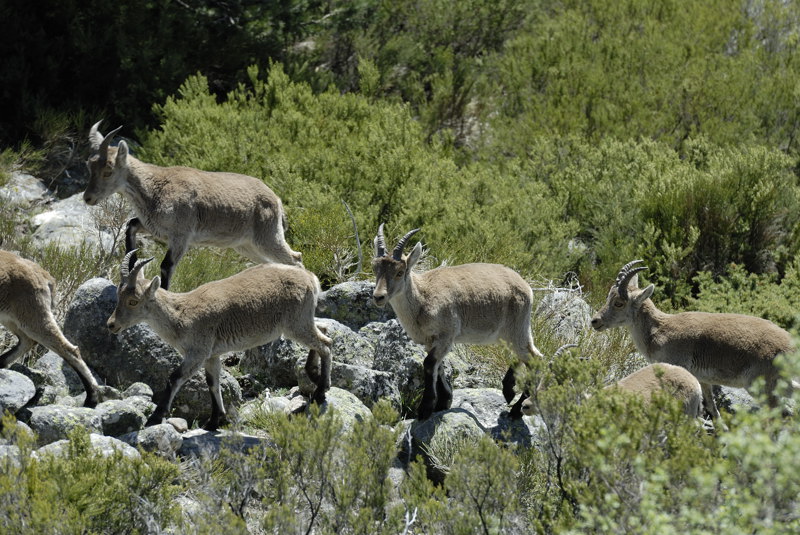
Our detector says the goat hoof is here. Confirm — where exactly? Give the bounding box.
[145,415,165,427]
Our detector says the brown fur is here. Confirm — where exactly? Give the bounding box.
[84,121,301,289]
[591,261,795,420]
[0,250,106,406]
[108,256,331,430]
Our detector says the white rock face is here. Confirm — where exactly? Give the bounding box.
[30,193,117,251]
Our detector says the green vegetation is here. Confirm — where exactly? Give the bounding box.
[4,0,800,532]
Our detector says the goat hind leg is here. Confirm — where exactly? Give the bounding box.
[34,319,101,407]
[418,350,442,420]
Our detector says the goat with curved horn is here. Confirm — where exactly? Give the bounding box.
[371,224,544,419]
[592,260,798,423]
[106,254,332,431]
[84,121,302,290]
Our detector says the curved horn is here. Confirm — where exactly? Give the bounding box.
[89,120,105,150]
[374,223,387,258]
[553,343,578,358]
[128,256,155,285]
[97,125,123,162]
[392,228,420,260]
[616,261,648,300]
[120,249,138,281]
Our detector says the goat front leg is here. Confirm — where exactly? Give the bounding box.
[434,366,452,412]
[502,364,517,403]
[203,356,226,431]
[147,356,204,426]
[418,347,446,420]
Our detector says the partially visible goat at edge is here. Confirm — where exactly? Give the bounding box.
[521,359,703,418]
[591,260,798,420]
[371,225,544,419]
[107,251,332,430]
[0,250,114,407]
[84,121,302,290]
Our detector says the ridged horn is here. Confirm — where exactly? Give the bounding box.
[120,249,138,281]
[615,260,648,300]
[392,228,420,260]
[553,344,579,358]
[374,223,387,258]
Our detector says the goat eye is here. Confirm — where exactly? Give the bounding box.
[128,298,139,307]
[613,300,624,308]
[102,170,112,178]
[395,270,405,279]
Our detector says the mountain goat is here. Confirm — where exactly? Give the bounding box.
[371,225,544,419]
[591,260,796,420]
[521,360,702,418]
[84,121,302,290]
[107,251,332,430]
[0,250,111,407]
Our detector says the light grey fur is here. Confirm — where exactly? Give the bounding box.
[0,250,108,406]
[84,121,302,289]
[591,260,796,420]
[371,225,543,420]
[108,252,332,430]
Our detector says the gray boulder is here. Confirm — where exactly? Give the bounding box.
[96,399,147,436]
[178,429,274,459]
[536,289,592,343]
[35,433,139,459]
[0,369,36,415]
[451,388,546,446]
[296,356,400,407]
[28,405,103,446]
[64,278,241,423]
[316,281,395,330]
[171,371,242,424]
[313,386,374,432]
[403,410,486,482]
[119,423,183,456]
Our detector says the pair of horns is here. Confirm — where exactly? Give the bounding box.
[120,249,154,286]
[615,260,648,300]
[375,224,420,260]
[89,120,123,163]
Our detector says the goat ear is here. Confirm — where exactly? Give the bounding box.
[147,276,161,297]
[634,284,655,304]
[406,242,423,269]
[627,273,640,289]
[115,140,129,168]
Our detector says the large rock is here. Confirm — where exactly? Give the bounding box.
[296,358,400,407]
[316,281,395,330]
[28,405,103,446]
[119,423,183,456]
[64,278,242,423]
[451,388,546,446]
[536,289,592,343]
[178,429,274,459]
[95,399,147,436]
[0,171,50,206]
[29,193,115,251]
[0,369,36,415]
[34,433,140,459]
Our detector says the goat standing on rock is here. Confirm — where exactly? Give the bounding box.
[107,251,332,430]
[0,250,113,407]
[84,121,302,290]
[371,225,544,419]
[591,260,797,421]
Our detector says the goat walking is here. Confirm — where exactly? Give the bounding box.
[84,122,302,289]
[107,251,331,430]
[371,225,543,419]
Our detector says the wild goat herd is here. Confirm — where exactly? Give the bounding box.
[0,122,796,432]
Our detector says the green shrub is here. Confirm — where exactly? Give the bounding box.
[0,421,183,534]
